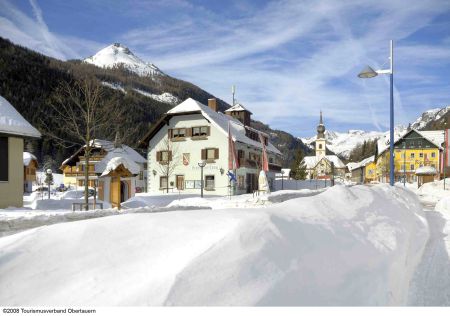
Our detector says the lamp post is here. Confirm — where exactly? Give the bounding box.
[46,168,52,199]
[444,122,447,190]
[358,40,395,186]
[198,160,206,198]
[280,170,285,190]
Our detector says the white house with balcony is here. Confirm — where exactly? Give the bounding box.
[138,98,283,196]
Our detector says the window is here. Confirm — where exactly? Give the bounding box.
[319,144,323,149]
[0,137,8,181]
[410,153,415,158]
[432,152,436,158]
[410,141,415,147]
[410,164,415,171]
[160,176,168,189]
[418,140,422,146]
[171,128,186,138]
[201,148,219,161]
[139,171,144,180]
[156,150,172,163]
[419,153,423,158]
[192,126,209,137]
[205,175,215,190]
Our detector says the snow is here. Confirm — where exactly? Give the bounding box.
[133,89,179,105]
[347,155,375,171]
[62,139,146,167]
[23,152,37,166]
[411,106,450,130]
[416,178,450,205]
[0,95,41,138]
[99,156,140,176]
[301,130,384,159]
[0,184,428,306]
[304,155,346,169]
[224,103,252,113]
[84,43,164,78]
[415,166,437,175]
[168,98,281,155]
[101,81,126,93]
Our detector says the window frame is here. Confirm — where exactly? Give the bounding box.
[160,176,168,189]
[205,175,215,190]
[0,137,8,182]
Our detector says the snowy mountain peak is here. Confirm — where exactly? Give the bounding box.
[84,43,164,78]
[411,106,450,130]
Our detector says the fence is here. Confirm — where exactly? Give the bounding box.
[273,179,331,191]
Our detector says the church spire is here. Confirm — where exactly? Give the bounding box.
[316,111,325,139]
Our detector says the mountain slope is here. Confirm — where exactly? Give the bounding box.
[301,130,385,159]
[0,37,307,168]
[84,43,164,78]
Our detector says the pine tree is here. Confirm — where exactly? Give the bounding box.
[44,172,54,186]
[290,149,307,180]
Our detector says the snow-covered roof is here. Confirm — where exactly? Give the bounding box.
[224,103,252,114]
[23,152,37,167]
[377,129,445,155]
[98,156,141,177]
[167,98,281,155]
[304,155,346,169]
[61,139,146,167]
[0,95,41,138]
[347,155,375,171]
[415,166,437,175]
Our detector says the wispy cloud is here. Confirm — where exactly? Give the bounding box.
[0,0,449,136]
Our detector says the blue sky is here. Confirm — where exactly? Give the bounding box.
[1,0,450,137]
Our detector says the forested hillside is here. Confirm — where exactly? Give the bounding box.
[0,37,308,169]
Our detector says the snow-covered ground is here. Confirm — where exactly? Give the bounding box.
[0,184,428,306]
[415,178,450,205]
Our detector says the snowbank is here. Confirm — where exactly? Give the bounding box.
[435,195,450,216]
[416,178,450,204]
[0,185,428,306]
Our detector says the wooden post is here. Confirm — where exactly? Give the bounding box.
[117,175,121,210]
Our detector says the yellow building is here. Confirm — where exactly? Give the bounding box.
[375,129,443,183]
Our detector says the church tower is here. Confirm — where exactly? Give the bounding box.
[315,111,326,159]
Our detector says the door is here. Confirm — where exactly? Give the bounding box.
[176,175,184,190]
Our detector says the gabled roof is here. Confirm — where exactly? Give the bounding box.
[23,152,37,167]
[347,155,375,171]
[139,98,281,155]
[304,155,346,169]
[224,103,253,114]
[0,95,41,138]
[377,128,444,156]
[61,139,146,167]
[97,155,140,177]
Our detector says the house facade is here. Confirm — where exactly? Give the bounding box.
[0,96,41,208]
[138,98,283,196]
[347,155,375,184]
[23,152,38,193]
[304,113,346,180]
[375,129,443,183]
[60,139,147,193]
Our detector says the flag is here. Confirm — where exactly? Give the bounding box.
[258,132,269,172]
[228,121,239,170]
[446,129,450,167]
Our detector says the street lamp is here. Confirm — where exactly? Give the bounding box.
[198,160,206,198]
[280,170,285,190]
[46,168,52,199]
[358,40,395,186]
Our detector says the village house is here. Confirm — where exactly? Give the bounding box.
[347,155,376,184]
[138,98,283,196]
[0,96,41,208]
[60,139,147,204]
[23,152,38,193]
[304,113,347,180]
[375,129,444,183]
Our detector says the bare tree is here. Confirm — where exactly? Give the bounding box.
[155,137,180,193]
[43,77,125,210]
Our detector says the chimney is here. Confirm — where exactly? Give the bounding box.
[208,98,218,112]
